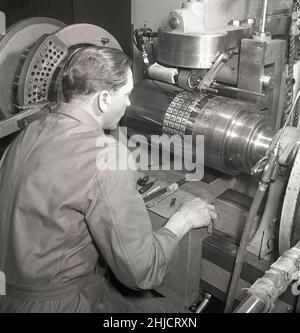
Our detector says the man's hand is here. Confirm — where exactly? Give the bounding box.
[164,197,218,240]
[177,197,217,229]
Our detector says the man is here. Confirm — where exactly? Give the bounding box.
[0,46,217,312]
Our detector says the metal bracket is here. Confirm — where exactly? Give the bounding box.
[259,225,275,259]
[0,102,48,139]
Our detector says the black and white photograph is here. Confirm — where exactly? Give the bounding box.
[0,0,300,319]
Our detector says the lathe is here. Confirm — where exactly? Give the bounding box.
[0,0,300,313]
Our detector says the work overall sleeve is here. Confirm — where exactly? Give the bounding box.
[84,141,180,290]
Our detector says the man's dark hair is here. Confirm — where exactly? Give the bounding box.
[62,46,131,102]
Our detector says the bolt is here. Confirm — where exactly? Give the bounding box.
[101,38,110,45]
[169,16,180,29]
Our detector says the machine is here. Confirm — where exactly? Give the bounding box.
[129,0,300,313]
[0,0,300,313]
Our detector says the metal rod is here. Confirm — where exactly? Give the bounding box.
[234,295,266,313]
[211,82,265,97]
[195,293,212,313]
[224,187,267,313]
[260,0,269,33]
[235,241,300,313]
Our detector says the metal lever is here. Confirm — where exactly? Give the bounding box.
[211,82,266,98]
[198,51,266,98]
[197,51,233,93]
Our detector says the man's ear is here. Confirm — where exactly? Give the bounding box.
[98,90,111,113]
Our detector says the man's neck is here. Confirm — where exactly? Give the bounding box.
[68,98,104,128]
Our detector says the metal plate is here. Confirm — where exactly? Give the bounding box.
[0,17,65,117]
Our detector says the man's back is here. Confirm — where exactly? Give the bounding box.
[0,102,184,313]
[0,103,108,311]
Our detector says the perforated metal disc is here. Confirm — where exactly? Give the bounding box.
[0,17,65,117]
[17,24,123,107]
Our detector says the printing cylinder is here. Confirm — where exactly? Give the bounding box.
[125,80,275,175]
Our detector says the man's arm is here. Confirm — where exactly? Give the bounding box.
[85,167,180,290]
[84,141,216,290]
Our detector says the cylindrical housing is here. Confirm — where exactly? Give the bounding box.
[125,80,275,175]
[157,29,225,69]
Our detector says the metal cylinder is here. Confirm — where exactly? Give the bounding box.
[260,0,269,34]
[125,80,275,175]
[195,293,212,313]
[157,29,225,69]
[234,295,266,313]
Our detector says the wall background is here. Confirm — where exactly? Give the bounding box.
[0,0,131,56]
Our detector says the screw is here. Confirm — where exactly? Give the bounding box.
[101,38,110,45]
